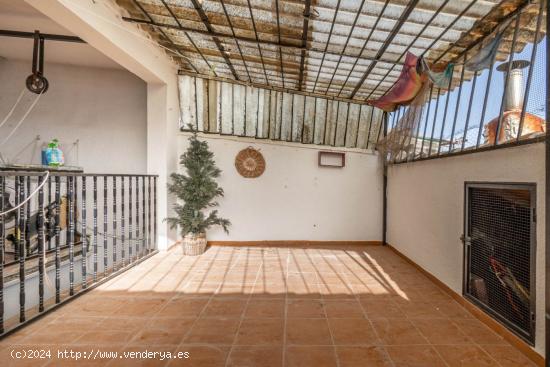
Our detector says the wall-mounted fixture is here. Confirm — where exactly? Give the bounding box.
[318,151,345,168]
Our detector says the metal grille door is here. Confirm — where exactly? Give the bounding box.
[464,183,536,344]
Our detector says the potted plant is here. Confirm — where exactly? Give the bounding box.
[166,127,230,255]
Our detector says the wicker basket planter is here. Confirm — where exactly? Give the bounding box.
[182,232,207,256]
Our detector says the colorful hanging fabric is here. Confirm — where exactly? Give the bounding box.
[367,52,424,112]
[465,17,513,72]
[420,57,454,88]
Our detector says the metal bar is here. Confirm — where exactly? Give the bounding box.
[188,0,239,79]
[460,70,479,151]
[121,177,126,265]
[245,0,269,85]
[112,176,118,270]
[81,176,87,289]
[354,105,362,148]
[448,54,467,153]
[25,177,30,257]
[428,88,442,156]
[47,177,52,251]
[0,177,4,333]
[419,85,435,157]
[103,177,108,275]
[129,177,133,262]
[325,0,367,95]
[365,0,451,101]
[298,0,312,91]
[475,56,498,149]
[154,177,157,250]
[18,176,25,322]
[93,176,98,281]
[142,177,146,256]
[54,176,61,302]
[147,177,151,253]
[332,101,340,146]
[311,0,341,93]
[343,103,351,147]
[350,0,420,98]
[382,112,388,245]
[323,100,329,144]
[275,0,285,88]
[0,29,84,43]
[544,0,549,362]
[494,14,521,146]
[437,76,455,155]
[136,177,140,257]
[68,176,75,295]
[365,106,376,149]
[518,2,544,141]
[219,0,251,82]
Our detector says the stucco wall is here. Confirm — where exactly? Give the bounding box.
[178,133,384,242]
[387,142,545,356]
[0,59,147,173]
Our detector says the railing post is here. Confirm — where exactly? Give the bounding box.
[93,176,98,282]
[103,176,108,275]
[129,176,133,262]
[154,177,157,250]
[147,177,151,254]
[18,176,26,322]
[112,176,118,271]
[54,176,61,303]
[81,176,87,289]
[121,176,126,267]
[142,176,146,256]
[38,174,45,311]
[0,176,5,333]
[68,176,75,296]
[136,177,140,258]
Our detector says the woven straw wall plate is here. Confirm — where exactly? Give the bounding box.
[235,147,265,178]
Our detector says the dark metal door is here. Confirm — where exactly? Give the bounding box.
[463,182,536,345]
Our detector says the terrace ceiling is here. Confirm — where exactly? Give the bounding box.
[117,0,529,104]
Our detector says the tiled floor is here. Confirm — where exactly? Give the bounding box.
[0,245,536,366]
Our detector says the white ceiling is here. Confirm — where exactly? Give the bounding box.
[0,0,122,69]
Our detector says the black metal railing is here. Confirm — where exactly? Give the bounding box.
[0,171,158,336]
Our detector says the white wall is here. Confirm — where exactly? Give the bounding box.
[0,59,147,173]
[178,133,384,241]
[387,142,545,356]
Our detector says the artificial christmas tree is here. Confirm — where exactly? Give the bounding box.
[166,126,230,255]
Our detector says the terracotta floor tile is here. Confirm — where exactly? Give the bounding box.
[452,319,507,345]
[371,319,428,345]
[328,318,379,345]
[3,245,535,367]
[129,318,195,346]
[480,345,537,367]
[385,345,447,367]
[285,346,338,367]
[201,299,247,318]
[227,346,283,367]
[360,300,406,319]
[412,319,472,345]
[235,318,284,346]
[323,300,365,318]
[286,299,325,318]
[336,346,393,367]
[245,299,285,318]
[159,297,209,318]
[286,318,332,345]
[435,345,499,367]
[184,318,240,344]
